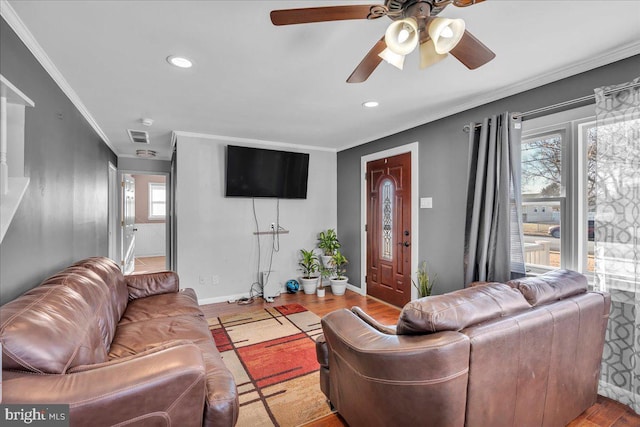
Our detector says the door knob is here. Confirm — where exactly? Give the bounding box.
[398,241,410,247]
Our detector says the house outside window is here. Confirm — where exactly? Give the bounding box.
[518,105,595,277]
[148,182,166,220]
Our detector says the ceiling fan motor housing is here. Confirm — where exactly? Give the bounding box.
[385,0,448,21]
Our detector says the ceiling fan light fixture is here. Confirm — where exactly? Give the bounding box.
[378,48,405,70]
[384,17,419,56]
[428,17,465,54]
[419,40,447,69]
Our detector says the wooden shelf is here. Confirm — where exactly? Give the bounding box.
[253,230,289,236]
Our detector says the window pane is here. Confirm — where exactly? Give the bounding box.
[381,179,393,261]
[522,200,561,269]
[522,134,562,196]
[151,187,166,202]
[585,125,596,272]
[151,203,165,217]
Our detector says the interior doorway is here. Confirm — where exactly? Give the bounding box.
[118,171,168,274]
[361,143,419,307]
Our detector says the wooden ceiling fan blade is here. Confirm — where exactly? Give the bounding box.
[346,37,386,83]
[452,0,486,7]
[271,5,385,26]
[450,30,495,70]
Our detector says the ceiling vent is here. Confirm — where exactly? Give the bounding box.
[127,129,150,144]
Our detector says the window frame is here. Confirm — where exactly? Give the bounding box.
[148,182,166,220]
[519,105,596,278]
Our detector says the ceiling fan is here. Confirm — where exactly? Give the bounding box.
[270,0,495,83]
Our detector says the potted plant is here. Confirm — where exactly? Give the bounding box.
[412,261,436,298]
[329,250,349,296]
[317,229,341,267]
[317,265,333,297]
[298,249,320,295]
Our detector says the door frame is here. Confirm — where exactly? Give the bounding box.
[118,169,171,272]
[360,142,419,300]
[108,162,118,263]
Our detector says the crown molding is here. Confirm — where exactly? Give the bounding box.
[0,0,116,155]
[337,40,640,152]
[172,130,337,153]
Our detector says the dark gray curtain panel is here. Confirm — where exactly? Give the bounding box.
[464,112,525,285]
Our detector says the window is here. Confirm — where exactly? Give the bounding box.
[518,105,595,277]
[148,182,166,220]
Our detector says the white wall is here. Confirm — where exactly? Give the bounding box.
[176,135,337,302]
[134,223,166,256]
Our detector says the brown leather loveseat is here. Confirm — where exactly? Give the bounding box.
[316,269,610,427]
[1,257,238,427]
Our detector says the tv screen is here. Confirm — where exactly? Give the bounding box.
[225,145,309,199]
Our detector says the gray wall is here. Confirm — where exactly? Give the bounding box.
[0,18,117,303]
[338,54,640,296]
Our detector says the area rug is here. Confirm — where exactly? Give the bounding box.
[208,304,333,427]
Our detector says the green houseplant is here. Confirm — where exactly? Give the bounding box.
[317,265,333,297]
[329,250,349,296]
[317,229,341,267]
[298,249,320,295]
[412,261,436,298]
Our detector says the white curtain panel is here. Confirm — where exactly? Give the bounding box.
[593,76,640,413]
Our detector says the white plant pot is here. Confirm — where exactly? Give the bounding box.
[317,288,326,297]
[330,276,348,296]
[321,255,335,268]
[299,277,319,295]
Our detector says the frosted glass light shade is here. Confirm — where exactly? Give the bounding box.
[378,48,405,70]
[419,40,447,69]
[385,18,419,56]
[428,18,465,54]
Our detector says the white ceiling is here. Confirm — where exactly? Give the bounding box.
[4,0,640,160]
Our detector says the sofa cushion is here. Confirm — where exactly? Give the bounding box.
[73,257,128,323]
[108,314,213,359]
[1,268,111,374]
[506,269,587,306]
[118,289,203,324]
[126,271,179,300]
[396,283,531,335]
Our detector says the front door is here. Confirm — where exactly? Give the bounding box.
[366,152,412,307]
[122,173,136,274]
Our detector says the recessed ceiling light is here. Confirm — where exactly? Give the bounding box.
[363,101,379,108]
[167,55,193,68]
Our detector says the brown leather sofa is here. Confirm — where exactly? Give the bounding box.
[316,269,610,427]
[1,257,238,427]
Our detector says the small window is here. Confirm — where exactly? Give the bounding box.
[148,182,166,220]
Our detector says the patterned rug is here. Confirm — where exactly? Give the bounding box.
[208,304,333,426]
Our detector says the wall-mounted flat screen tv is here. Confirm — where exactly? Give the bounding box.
[225,145,309,199]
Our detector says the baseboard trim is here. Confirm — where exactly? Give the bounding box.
[198,292,250,305]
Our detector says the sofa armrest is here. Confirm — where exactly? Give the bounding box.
[321,309,470,426]
[2,343,206,427]
[126,271,179,299]
[351,306,397,334]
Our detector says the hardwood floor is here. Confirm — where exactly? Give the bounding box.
[200,289,639,427]
[133,256,166,274]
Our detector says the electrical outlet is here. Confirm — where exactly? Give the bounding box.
[212,275,220,286]
[198,275,211,286]
[270,223,275,230]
